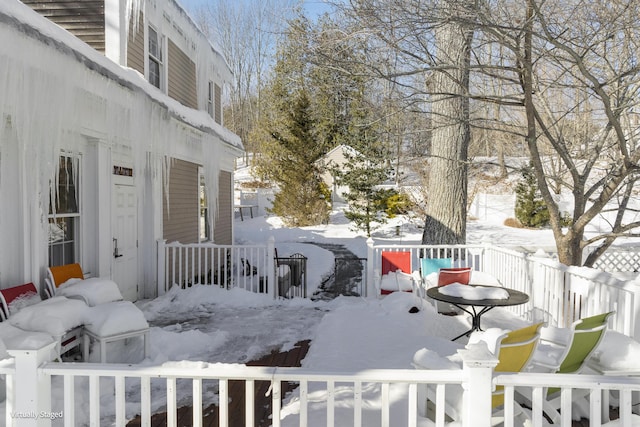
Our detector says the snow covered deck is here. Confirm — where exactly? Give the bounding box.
[2,242,640,426]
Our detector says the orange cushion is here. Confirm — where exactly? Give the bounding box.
[50,263,84,287]
[437,267,472,286]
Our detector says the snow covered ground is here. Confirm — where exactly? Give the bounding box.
[3,197,640,426]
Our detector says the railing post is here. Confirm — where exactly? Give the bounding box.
[459,342,498,427]
[157,239,167,296]
[366,238,374,298]
[267,236,276,299]
[7,341,58,427]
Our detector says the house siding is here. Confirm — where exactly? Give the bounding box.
[167,39,197,109]
[22,0,106,52]
[126,11,144,74]
[163,159,199,244]
[214,170,232,244]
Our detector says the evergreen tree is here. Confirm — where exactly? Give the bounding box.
[252,20,330,226]
[334,150,392,237]
[515,163,550,228]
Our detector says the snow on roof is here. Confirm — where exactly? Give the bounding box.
[0,0,242,151]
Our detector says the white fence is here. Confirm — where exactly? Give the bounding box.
[156,239,640,339]
[157,238,276,297]
[367,241,640,340]
[3,341,640,427]
[2,242,640,425]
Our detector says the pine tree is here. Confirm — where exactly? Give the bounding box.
[515,163,550,228]
[251,20,330,226]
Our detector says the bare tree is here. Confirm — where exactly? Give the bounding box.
[336,0,478,245]
[195,0,299,163]
[479,0,640,265]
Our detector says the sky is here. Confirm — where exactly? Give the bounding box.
[2,167,640,425]
[176,0,332,20]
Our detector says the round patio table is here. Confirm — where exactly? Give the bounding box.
[427,285,529,341]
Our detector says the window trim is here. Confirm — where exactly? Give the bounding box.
[207,81,214,118]
[48,154,81,266]
[148,26,163,90]
[198,168,210,242]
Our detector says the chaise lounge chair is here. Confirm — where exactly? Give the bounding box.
[414,322,544,425]
[45,264,150,363]
[0,282,86,360]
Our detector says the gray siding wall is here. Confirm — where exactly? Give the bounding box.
[127,12,144,74]
[167,39,197,109]
[214,170,232,245]
[163,159,199,244]
[22,0,106,52]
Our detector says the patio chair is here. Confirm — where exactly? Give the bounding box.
[45,262,84,298]
[437,267,472,287]
[432,267,472,314]
[82,300,150,363]
[414,322,543,424]
[379,251,412,295]
[46,263,123,305]
[0,282,86,360]
[46,264,150,362]
[420,257,453,278]
[518,311,614,422]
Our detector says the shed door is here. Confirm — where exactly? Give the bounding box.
[112,183,138,300]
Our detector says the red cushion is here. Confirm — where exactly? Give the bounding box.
[381,251,411,275]
[0,282,38,306]
[437,267,472,286]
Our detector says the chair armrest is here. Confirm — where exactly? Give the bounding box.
[44,278,55,299]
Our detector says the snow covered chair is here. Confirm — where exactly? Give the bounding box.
[46,264,150,362]
[413,323,543,425]
[1,282,87,360]
[46,263,124,306]
[378,251,413,295]
[82,301,150,363]
[45,262,84,298]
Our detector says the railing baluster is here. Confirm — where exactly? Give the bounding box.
[407,383,417,427]
[115,375,125,426]
[300,380,308,427]
[353,381,362,427]
[327,380,335,427]
[89,375,99,425]
[219,379,229,427]
[272,380,282,427]
[167,377,177,427]
[193,378,202,427]
[141,376,151,427]
[435,383,446,427]
[381,382,389,427]
[246,380,255,427]
[64,374,74,427]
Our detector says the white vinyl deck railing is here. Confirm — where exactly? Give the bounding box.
[367,241,640,340]
[157,238,276,297]
[157,238,640,338]
[2,341,640,427]
[13,241,621,425]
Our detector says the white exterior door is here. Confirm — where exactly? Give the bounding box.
[112,183,138,300]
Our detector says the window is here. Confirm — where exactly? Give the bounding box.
[148,26,163,89]
[49,155,80,266]
[207,81,214,118]
[214,83,222,124]
[199,171,210,242]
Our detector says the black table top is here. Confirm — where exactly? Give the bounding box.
[426,285,529,307]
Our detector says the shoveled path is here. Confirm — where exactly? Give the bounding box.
[126,340,310,427]
[306,242,365,300]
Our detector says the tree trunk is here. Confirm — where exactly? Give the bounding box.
[422,1,474,245]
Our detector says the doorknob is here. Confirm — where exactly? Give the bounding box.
[113,238,123,258]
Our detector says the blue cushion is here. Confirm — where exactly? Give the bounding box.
[420,258,452,276]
